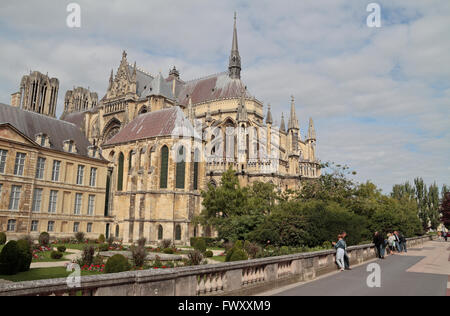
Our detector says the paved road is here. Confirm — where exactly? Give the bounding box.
[267,241,450,296]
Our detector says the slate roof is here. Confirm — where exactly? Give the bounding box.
[104,106,200,146]
[0,103,96,158]
[141,72,175,100]
[175,72,252,106]
[127,64,154,97]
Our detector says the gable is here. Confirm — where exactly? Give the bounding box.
[0,124,35,146]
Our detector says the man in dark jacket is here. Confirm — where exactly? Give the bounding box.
[373,232,385,259]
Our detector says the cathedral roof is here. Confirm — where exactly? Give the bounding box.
[0,103,96,159]
[127,64,154,97]
[104,106,200,146]
[141,72,175,100]
[175,72,252,106]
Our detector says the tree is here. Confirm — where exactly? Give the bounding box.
[427,183,440,230]
[441,192,450,229]
[414,178,429,230]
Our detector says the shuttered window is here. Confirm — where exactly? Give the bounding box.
[175,146,185,189]
[160,146,168,189]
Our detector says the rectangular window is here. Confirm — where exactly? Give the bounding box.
[7,219,16,232]
[52,160,61,181]
[9,185,21,210]
[31,220,39,232]
[35,157,46,179]
[73,222,80,233]
[47,221,54,232]
[89,167,97,187]
[0,183,2,197]
[0,149,7,173]
[88,195,95,216]
[14,152,26,176]
[87,223,93,233]
[76,165,85,185]
[74,193,82,215]
[32,188,43,213]
[48,190,58,213]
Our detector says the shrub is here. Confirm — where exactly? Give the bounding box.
[229,249,248,262]
[57,246,66,253]
[131,245,147,267]
[17,239,32,272]
[105,254,130,273]
[0,232,6,245]
[51,251,63,260]
[75,232,85,243]
[159,239,172,249]
[0,241,21,275]
[93,255,104,266]
[98,244,109,252]
[21,235,34,248]
[163,248,174,254]
[39,232,50,246]
[81,245,95,266]
[187,250,204,266]
[225,240,244,262]
[137,237,147,247]
[205,250,214,258]
[98,234,106,243]
[193,238,207,254]
[244,241,261,259]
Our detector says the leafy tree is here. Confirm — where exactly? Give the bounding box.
[427,183,440,230]
[441,192,450,229]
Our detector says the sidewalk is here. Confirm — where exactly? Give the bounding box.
[30,249,81,269]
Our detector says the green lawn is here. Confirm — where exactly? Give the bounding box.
[32,251,72,262]
[211,256,226,262]
[0,267,101,282]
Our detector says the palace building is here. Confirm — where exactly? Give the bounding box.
[0,15,320,244]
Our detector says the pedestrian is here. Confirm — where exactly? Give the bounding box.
[373,231,385,259]
[387,233,396,255]
[341,231,351,270]
[333,234,346,271]
[394,231,402,253]
[397,231,407,253]
[445,231,448,242]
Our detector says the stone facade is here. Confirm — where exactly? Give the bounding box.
[0,103,111,240]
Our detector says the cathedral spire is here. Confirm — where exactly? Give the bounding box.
[108,69,114,89]
[280,113,286,133]
[288,95,299,130]
[266,104,273,125]
[307,117,316,141]
[228,12,242,79]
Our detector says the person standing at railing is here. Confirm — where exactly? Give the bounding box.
[333,234,346,271]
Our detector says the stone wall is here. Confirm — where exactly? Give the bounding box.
[0,235,433,296]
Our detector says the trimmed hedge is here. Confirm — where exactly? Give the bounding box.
[205,250,214,258]
[0,241,21,275]
[105,254,130,274]
[51,251,63,260]
[17,239,32,272]
[39,232,50,246]
[57,246,66,253]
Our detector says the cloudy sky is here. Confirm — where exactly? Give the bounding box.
[0,0,449,193]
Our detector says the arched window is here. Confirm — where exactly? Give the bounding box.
[193,149,200,190]
[176,146,186,189]
[158,225,163,240]
[160,146,169,188]
[194,226,198,238]
[117,152,124,191]
[175,225,182,241]
[115,225,119,238]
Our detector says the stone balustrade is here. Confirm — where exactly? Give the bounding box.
[0,235,433,296]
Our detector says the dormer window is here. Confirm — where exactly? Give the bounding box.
[36,133,49,148]
[63,140,77,153]
[88,145,101,159]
